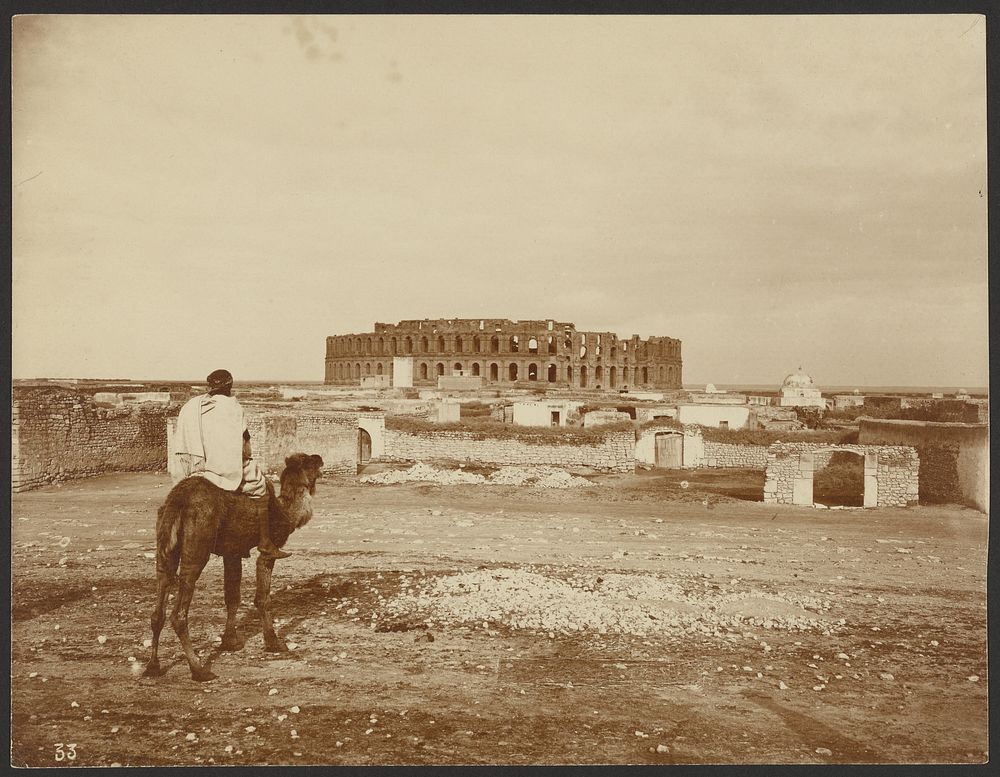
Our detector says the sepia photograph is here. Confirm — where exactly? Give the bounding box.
[10,12,990,766]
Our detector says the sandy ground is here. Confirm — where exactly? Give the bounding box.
[10,469,989,766]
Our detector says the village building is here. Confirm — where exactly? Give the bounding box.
[778,368,826,408]
[833,392,866,409]
[675,403,753,430]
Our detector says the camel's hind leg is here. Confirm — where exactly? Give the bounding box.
[219,554,243,651]
[169,546,215,682]
[144,517,180,678]
[143,569,173,677]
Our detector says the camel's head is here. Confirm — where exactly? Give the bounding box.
[280,453,324,496]
[278,453,324,530]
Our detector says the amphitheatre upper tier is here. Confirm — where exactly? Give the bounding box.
[325,318,682,390]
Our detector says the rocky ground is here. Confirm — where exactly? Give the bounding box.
[10,468,989,766]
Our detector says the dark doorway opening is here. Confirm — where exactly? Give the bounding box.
[813,450,865,507]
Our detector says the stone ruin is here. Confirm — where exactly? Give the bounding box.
[764,442,919,508]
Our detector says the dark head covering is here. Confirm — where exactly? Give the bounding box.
[206,368,234,395]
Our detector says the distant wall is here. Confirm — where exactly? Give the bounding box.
[701,441,768,469]
[582,410,632,428]
[168,409,368,479]
[12,389,177,492]
[382,428,634,473]
[858,417,988,512]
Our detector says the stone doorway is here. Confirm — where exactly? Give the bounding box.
[813,450,866,507]
[358,428,372,465]
[789,448,878,508]
[654,432,683,468]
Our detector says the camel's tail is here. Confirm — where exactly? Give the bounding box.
[155,499,182,583]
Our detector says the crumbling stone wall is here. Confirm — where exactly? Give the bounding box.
[764,443,919,508]
[701,442,768,469]
[168,410,362,479]
[12,389,177,492]
[382,428,634,473]
[858,417,988,512]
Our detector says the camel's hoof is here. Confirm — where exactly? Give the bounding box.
[190,667,218,682]
[219,633,242,652]
[142,661,164,678]
[263,637,289,653]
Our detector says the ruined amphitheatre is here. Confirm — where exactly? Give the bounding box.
[9,319,989,766]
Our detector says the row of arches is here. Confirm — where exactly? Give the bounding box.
[328,334,681,361]
[327,360,681,387]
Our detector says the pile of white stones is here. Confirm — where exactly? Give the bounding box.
[383,568,834,638]
[488,466,592,489]
[360,464,592,489]
[360,463,487,486]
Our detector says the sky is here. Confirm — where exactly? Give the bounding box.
[11,14,989,387]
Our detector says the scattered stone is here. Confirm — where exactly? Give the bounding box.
[815,747,833,756]
[97,635,108,644]
[879,673,895,681]
[968,675,980,682]
[656,744,670,753]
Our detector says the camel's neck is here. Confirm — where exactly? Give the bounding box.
[277,485,313,528]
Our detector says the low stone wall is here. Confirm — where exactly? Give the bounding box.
[764,442,919,508]
[12,389,178,492]
[381,428,634,473]
[702,442,768,469]
[168,409,365,479]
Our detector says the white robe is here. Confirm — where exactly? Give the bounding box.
[172,394,267,496]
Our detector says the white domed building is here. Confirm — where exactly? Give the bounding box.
[779,368,826,408]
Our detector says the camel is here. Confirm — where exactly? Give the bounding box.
[144,453,324,681]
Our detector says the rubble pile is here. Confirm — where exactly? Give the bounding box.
[488,466,592,489]
[360,464,593,489]
[383,568,834,637]
[360,463,487,486]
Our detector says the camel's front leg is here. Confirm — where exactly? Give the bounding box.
[254,555,287,652]
[219,554,243,651]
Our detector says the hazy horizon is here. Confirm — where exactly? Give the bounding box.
[12,15,989,387]
[11,375,989,396]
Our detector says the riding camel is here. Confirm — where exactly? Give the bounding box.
[144,453,324,681]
